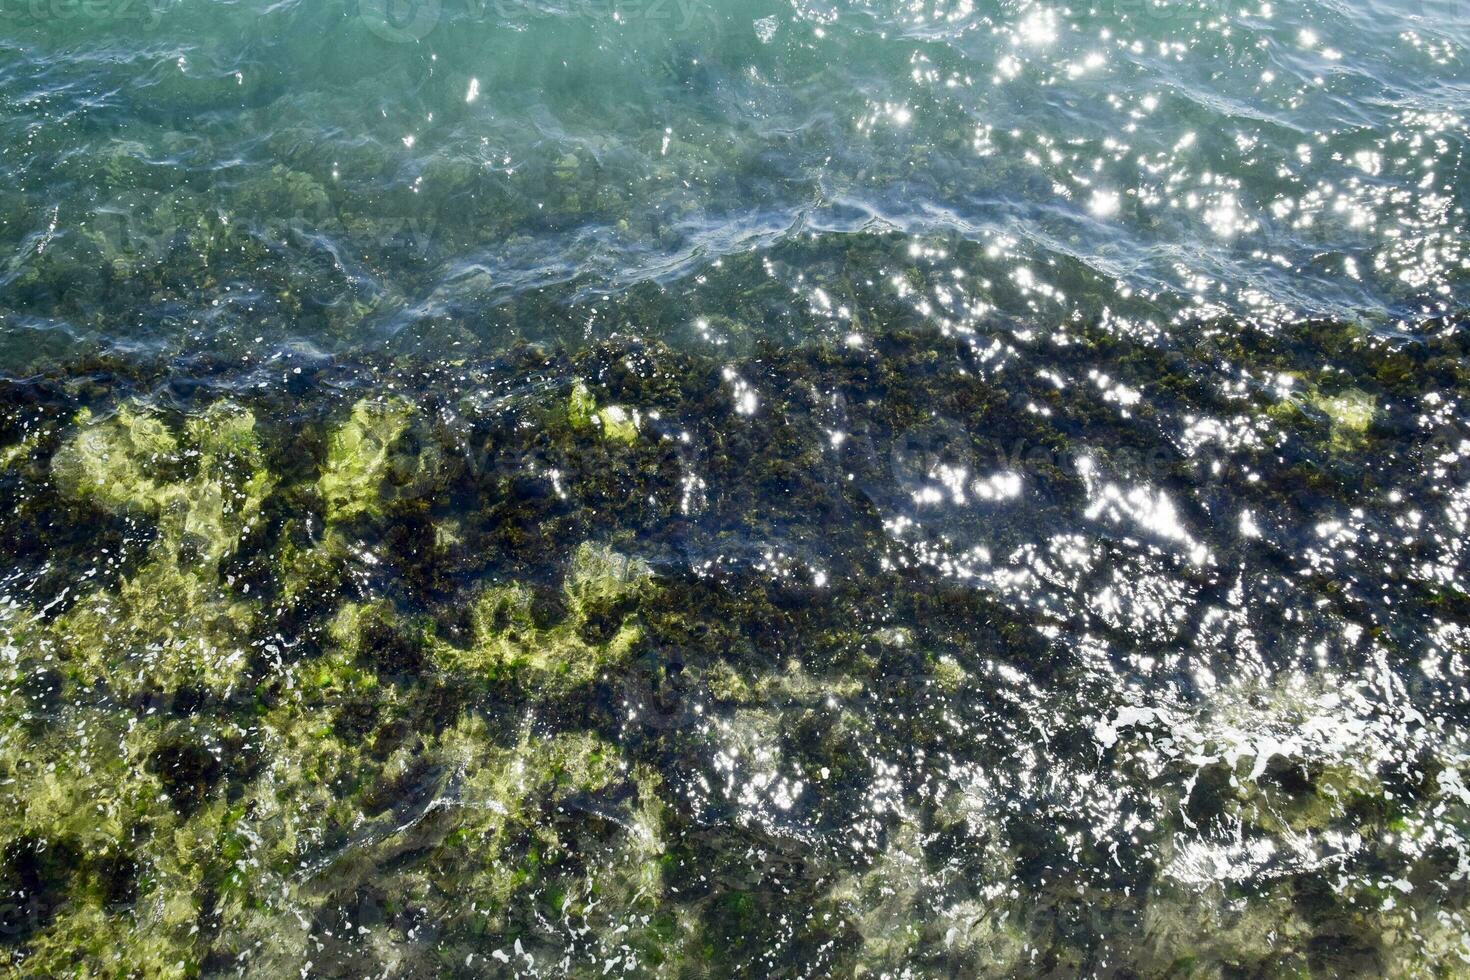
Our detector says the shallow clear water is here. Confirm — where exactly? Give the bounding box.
[0,0,1468,976]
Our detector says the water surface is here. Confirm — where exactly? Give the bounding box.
[0,0,1468,975]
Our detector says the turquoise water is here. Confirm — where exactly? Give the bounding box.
[3,0,1465,362]
[0,0,1469,975]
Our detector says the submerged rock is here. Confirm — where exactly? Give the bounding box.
[0,325,1463,976]
[319,396,429,522]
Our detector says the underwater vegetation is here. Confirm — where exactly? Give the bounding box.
[0,315,1464,977]
[0,0,1467,971]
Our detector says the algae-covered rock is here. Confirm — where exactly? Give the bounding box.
[0,322,1464,976]
[51,403,180,512]
[565,379,638,442]
[57,559,257,692]
[827,820,928,967]
[0,429,42,472]
[566,539,653,607]
[319,396,428,522]
[435,542,652,689]
[1269,383,1376,451]
[931,653,967,693]
[568,378,598,431]
[597,404,640,443]
[1137,880,1314,977]
[44,402,275,693]
[0,661,673,977]
[1313,387,1376,449]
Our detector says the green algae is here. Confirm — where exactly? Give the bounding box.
[318,396,429,523]
[1313,387,1377,449]
[596,404,640,444]
[568,379,598,431]
[827,817,1029,977]
[930,653,968,693]
[42,402,274,694]
[0,430,41,473]
[50,403,180,513]
[0,325,1465,975]
[1267,381,1377,452]
[565,378,639,443]
[566,539,653,609]
[828,820,926,966]
[0,677,670,977]
[432,542,651,689]
[0,525,670,976]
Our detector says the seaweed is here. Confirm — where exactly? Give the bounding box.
[0,319,1463,975]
